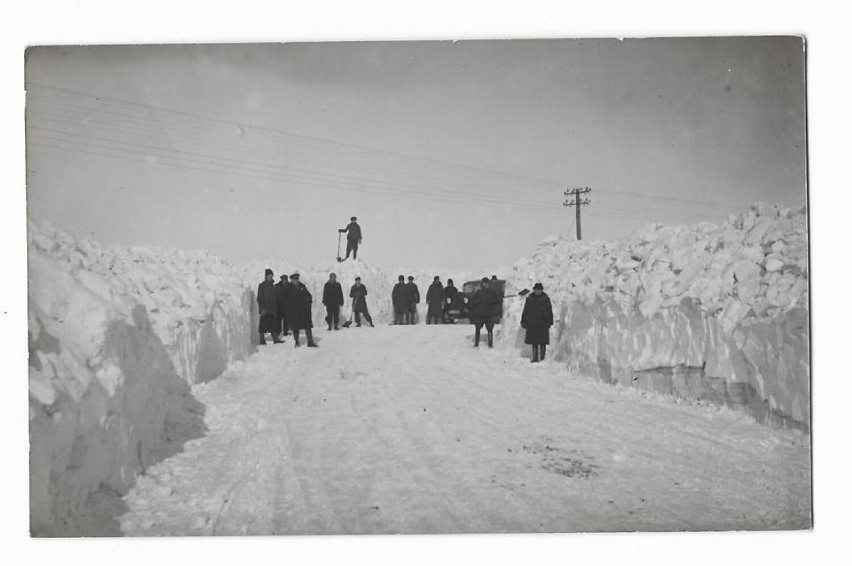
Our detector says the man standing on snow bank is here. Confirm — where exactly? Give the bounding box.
[426,276,444,324]
[275,274,290,339]
[406,275,420,325]
[257,268,283,345]
[286,273,318,347]
[349,276,374,327]
[469,277,500,348]
[392,275,409,325]
[323,272,344,331]
[521,282,553,363]
[338,216,362,260]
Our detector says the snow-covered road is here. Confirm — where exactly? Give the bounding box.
[121,325,810,535]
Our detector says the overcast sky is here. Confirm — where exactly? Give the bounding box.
[25,37,806,271]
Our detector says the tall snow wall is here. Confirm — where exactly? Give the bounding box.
[28,220,253,536]
[503,203,809,431]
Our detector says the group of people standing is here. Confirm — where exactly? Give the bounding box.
[258,268,554,363]
[256,269,318,347]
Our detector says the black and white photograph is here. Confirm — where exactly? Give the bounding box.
[22,35,813,539]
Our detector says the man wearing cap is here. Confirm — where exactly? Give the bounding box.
[521,282,554,363]
[285,273,318,347]
[257,268,283,345]
[443,278,459,323]
[338,216,363,260]
[391,275,409,325]
[275,274,291,339]
[406,276,420,325]
[426,276,444,325]
[349,277,375,327]
[322,272,344,331]
[468,277,500,348]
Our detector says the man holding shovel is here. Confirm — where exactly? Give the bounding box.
[346,276,374,327]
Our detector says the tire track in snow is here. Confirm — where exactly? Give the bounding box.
[120,325,810,535]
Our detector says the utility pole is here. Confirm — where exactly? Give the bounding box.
[563,187,592,240]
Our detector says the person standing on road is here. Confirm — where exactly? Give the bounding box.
[392,275,409,325]
[469,277,500,348]
[275,274,290,339]
[521,282,554,363]
[426,276,444,325]
[349,276,374,327]
[338,216,363,260]
[286,273,318,347]
[406,275,420,325]
[443,278,458,324]
[257,268,283,345]
[322,272,344,331]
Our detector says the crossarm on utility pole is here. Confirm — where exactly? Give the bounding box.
[563,186,592,240]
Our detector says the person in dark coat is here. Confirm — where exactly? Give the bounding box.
[322,272,344,331]
[443,278,458,323]
[426,276,444,324]
[391,275,409,325]
[521,282,554,363]
[469,277,500,348]
[349,277,374,327]
[275,274,290,338]
[257,268,283,345]
[338,216,363,260]
[285,273,318,347]
[406,276,420,325]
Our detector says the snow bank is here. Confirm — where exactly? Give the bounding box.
[503,203,809,430]
[28,220,253,536]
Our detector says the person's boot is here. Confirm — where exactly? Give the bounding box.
[488,331,493,348]
[531,345,539,363]
[306,329,318,347]
[367,316,375,327]
[259,332,267,345]
[474,328,480,347]
[540,345,546,361]
[293,330,301,347]
[272,333,283,344]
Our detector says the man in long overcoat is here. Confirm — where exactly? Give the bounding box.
[338,216,363,260]
[406,276,420,325]
[391,275,409,325]
[285,273,318,347]
[426,276,444,325]
[520,282,554,362]
[443,278,458,323]
[275,274,290,338]
[322,272,344,330]
[257,268,283,345]
[349,277,374,327]
[469,277,500,348]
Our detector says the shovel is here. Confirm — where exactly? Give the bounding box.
[341,307,354,328]
[336,232,343,263]
[503,289,531,299]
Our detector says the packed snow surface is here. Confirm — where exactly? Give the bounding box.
[121,326,810,535]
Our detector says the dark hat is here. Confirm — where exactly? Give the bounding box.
[481,277,489,283]
[447,278,454,284]
[290,272,300,279]
[265,268,273,276]
[279,275,286,280]
[329,272,336,278]
[355,276,361,281]
[351,216,357,221]
[398,275,404,281]
[434,276,440,281]
[533,282,544,290]
[492,275,497,279]
[408,276,414,280]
